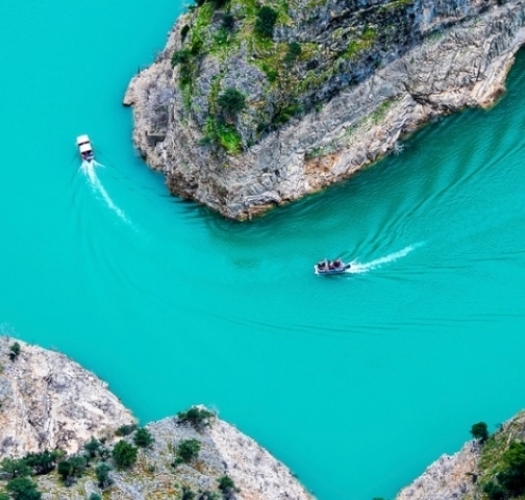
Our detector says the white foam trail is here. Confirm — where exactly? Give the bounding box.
[347,243,424,274]
[81,160,129,224]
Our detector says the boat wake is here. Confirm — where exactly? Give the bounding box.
[346,243,424,274]
[80,160,130,224]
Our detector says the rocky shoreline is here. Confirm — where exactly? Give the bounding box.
[124,0,525,220]
[3,336,525,499]
[0,337,313,500]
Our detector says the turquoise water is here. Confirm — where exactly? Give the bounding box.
[1,1,524,498]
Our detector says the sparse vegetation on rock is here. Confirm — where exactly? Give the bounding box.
[176,439,201,464]
[8,342,20,361]
[5,477,41,500]
[111,441,138,470]
[471,421,490,443]
[133,427,155,448]
[177,406,215,431]
[0,338,313,500]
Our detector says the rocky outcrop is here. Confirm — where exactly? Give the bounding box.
[0,337,134,458]
[395,441,480,500]
[124,0,525,220]
[0,337,313,500]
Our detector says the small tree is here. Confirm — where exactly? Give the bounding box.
[222,13,235,30]
[115,424,137,437]
[84,438,102,459]
[95,462,113,489]
[284,42,302,65]
[6,477,41,500]
[470,422,489,443]
[217,88,246,122]
[177,407,214,431]
[9,342,21,361]
[112,441,137,470]
[57,455,87,486]
[23,450,61,475]
[171,49,191,68]
[177,439,201,463]
[181,486,196,500]
[254,6,278,38]
[133,427,154,448]
[89,495,102,500]
[0,458,31,479]
[0,492,10,500]
[483,480,505,500]
[217,475,239,499]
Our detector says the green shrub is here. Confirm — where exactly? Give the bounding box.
[0,458,32,479]
[89,495,102,500]
[0,492,10,500]
[470,422,489,443]
[498,441,525,496]
[273,103,302,125]
[217,475,239,499]
[95,462,113,489]
[222,13,235,30]
[9,342,21,361]
[177,439,201,463]
[217,88,246,121]
[6,477,41,500]
[112,441,138,470]
[177,407,215,431]
[216,123,242,154]
[115,424,137,437]
[134,427,154,448]
[181,25,190,42]
[23,450,61,475]
[483,480,505,500]
[255,6,278,38]
[284,42,302,65]
[171,49,191,68]
[181,486,195,500]
[261,64,278,82]
[84,438,102,459]
[57,456,87,485]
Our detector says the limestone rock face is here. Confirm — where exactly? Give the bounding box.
[124,0,525,220]
[0,337,313,500]
[395,441,480,500]
[0,337,134,458]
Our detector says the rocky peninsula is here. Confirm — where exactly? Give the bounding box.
[0,337,313,500]
[124,0,525,220]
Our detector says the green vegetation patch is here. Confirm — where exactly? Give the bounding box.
[343,26,377,60]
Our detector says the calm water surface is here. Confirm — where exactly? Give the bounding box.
[1,2,524,499]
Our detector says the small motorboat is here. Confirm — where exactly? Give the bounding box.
[77,134,94,162]
[314,259,351,275]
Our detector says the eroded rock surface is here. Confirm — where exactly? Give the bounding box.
[124,0,525,220]
[0,337,134,458]
[396,441,480,500]
[0,337,313,500]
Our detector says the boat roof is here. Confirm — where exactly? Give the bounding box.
[79,143,93,153]
[76,134,90,145]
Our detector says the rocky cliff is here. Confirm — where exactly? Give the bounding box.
[124,0,525,220]
[395,412,525,500]
[0,337,133,459]
[0,337,313,500]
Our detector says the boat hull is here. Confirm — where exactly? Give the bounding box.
[314,263,351,275]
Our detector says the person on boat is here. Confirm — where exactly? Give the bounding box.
[333,259,342,268]
[317,261,326,270]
